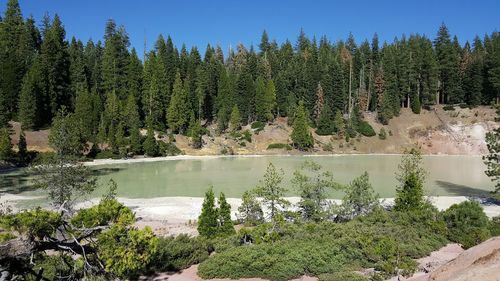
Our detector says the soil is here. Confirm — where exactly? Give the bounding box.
[8,105,498,156]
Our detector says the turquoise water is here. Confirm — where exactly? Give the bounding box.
[0,155,493,200]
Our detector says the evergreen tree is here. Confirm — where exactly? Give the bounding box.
[17,130,27,163]
[484,107,500,199]
[229,105,242,131]
[215,68,234,131]
[254,163,289,220]
[18,57,43,130]
[48,108,86,156]
[217,192,235,236]
[0,0,26,123]
[341,172,380,220]
[237,191,264,226]
[187,111,203,149]
[292,161,338,222]
[101,19,130,99]
[434,23,463,104]
[0,128,13,161]
[74,88,100,142]
[129,125,143,155]
[333,110,345,138]
[315,106,334,135]
[143,122,159,157]
[167,72,190,134]
[291,101,313,150]
[40,15,71,119]
[313,82,324,122]
[198,187,218,237]
[394,148,427,211]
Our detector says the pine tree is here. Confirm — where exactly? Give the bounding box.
[315,107,334,135]
[217,192,235,236]
[291,101,313,150]
[394,148,427,211]
[254,163,289,220]
[313,82,324,122]
[229,105,242,131]
[17,130,27,163]
[237,191,263,225]
[198,187,218,237]
[215,68,234,131]
[167,72,190,134]
[101,19,130,99]
[18,57,43,130]
[334,110,345,138]
[40,15,71,119]
[255,76,270,122]
[143,122,159,157]
[484,107,499,198]
[129,125,143,155]
[0,0,26,123]
[187,111,203,149]
[434,23,463,104]
[341,172,379,220]
[0,128,13,161]
[48,109,86,156]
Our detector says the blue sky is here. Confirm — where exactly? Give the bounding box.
[2,0,499,55]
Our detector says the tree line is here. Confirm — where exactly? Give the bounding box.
[1,0,500,144]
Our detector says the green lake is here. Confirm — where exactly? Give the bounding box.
[0,155,493,200]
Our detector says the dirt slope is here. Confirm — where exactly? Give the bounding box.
[424,236,500,281]
[9,105,498,155]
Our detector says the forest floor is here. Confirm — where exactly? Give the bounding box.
[8,105,499,156]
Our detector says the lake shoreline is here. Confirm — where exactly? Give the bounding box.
[3,194,499,220]
[84,153,486,166]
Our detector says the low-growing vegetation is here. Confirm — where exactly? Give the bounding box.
[267,143,292,150]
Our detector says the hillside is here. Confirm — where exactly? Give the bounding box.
[10,105,497,156]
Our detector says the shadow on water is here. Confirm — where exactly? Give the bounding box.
[435,180,490,197]
[91,167,124,176]
[0,169,36,194]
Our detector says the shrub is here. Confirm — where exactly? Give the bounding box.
[267,143,292,150]
[378,128,387,140]
[94,150,119,160]
[489,216,500,236]
[442,201,491,249]
[251,121,265,133]
[356,121,376,137]
[151,234,210,272]
[242,130,252,142]
[443,105,455,111]
[159,142,182,156]
[322,142,333,152]
[318,272,368,281]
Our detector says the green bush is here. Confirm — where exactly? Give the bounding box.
[443,105,455,111]
[198,208,449,280]
[242,130,252,142]
[251,121,265,133]
[151,234,210,272]
[356,121,376,137]
[322,143,333,152]
[230,130,252,143]
[318,272,368,281]
[489,216,500,236]
[378,128,387,140]
[159,142,182,156]
[94,150,119,159]
[267,143,292,150]
[442,201,491,249]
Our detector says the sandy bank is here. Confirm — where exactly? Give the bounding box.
[73,196,500,224]
[83,153,485,167]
